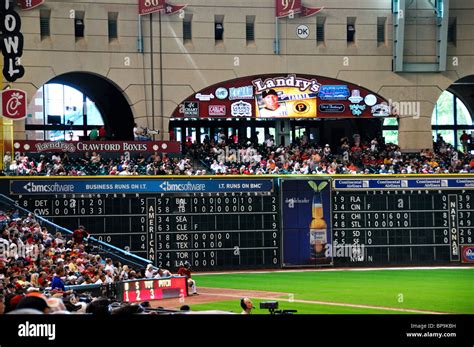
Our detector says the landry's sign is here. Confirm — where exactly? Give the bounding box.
[172,74,393,119]
[13,141,181,153]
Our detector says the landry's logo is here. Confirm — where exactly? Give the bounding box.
[35,142,77,153]
[252,74,321,94]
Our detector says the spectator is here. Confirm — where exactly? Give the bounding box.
[145,264,156,278]
[51,268,66,292]
[89,128,99,141]
[154,268,172,279]
[460,131,470,153]
[72,225,89,245]
[3,151,12,169]
[98,126,106,140]
[240,297,254,314]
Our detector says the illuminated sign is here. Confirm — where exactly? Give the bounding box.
[118,277,188,303]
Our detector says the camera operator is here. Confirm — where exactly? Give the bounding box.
[240,297,254,315]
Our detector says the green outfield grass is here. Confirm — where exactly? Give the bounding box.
[191,269,474,314]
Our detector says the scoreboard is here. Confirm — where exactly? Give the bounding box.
[332,178,474,265]
[3,175,474,270]
[8,178,280,270]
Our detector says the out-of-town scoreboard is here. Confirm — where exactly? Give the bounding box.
[3,176,474,270]
[331,178,473,265]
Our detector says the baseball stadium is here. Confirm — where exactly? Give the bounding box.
[0,0,474,344]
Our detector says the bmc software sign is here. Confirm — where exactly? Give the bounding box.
[10,179,274,195]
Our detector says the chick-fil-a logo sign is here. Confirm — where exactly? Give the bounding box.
[1,89,27,120]
[0,0,25,82]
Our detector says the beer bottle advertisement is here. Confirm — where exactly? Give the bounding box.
[281,179,333,266]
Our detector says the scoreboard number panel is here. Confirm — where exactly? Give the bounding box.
[332,178,474,265]
[12,179,280,271]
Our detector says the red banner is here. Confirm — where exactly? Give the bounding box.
[275,0,301,18]
[13,141,181,153]
[16,0,45,10]
[164,2,187,15]
[1,89,27,120]
[172,74,394,119]
[300,5,323,17]
[138,0,165,15]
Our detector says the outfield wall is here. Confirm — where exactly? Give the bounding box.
[1,175,473,269]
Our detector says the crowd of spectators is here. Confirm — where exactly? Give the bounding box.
[2,151,201,176]
[194,133,474,175]
[2,132,473,176]
[0,208,186,315]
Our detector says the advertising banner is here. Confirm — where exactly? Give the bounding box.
[10,179,274,195]
[172,74,393,119]
[253,75,320,118]
[281,179,333,266]
[334,178,474,190]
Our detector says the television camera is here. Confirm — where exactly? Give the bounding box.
[259,301,297,315]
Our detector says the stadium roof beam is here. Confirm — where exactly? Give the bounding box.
[392,0,449,72]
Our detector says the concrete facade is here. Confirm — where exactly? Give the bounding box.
[10,0,474,149]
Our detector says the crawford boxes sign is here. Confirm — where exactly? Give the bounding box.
[13,141,181,153]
